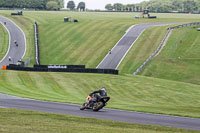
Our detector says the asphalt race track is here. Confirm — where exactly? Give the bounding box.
[97,23,176,69]
[0,16,26,68]
[0,93,200,131]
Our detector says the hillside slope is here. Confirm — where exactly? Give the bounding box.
[140,26,200,85]
[0,23,9,61]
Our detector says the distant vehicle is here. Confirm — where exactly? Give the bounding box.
[9,56,11,61]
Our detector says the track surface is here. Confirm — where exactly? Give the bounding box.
[97,23,176,69]
[0,93,200,131]
[0,16,26,68]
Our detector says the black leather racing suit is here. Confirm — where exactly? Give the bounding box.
[89,90,107,104]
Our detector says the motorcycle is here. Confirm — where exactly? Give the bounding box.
[80,94,110,111]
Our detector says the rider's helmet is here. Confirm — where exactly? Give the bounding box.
[100,87,106,91]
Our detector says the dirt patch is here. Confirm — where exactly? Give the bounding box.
[155,30,172,57]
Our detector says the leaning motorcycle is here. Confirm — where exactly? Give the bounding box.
[80,94,110,111]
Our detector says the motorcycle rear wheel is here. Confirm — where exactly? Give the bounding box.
[92,102,104,111]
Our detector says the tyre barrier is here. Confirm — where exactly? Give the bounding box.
[11,11,23,15]
[6,64,118,75]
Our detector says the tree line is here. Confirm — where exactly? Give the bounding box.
[0,0,64,10]
[67,1,86,11]
[105,0,200,13]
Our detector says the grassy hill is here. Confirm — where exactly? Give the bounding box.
[0,22,9,61]
[0,11,199,115]
[140,26,200,85]
[0,11,200,68]
[0,11,200,131]
[0,70,200,118]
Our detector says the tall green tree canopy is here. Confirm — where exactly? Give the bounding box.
[67,0,75,10]
[77,2,85,11]
[0,0,46,9]
[0,0,64,10]
[105,4,113,11]
[113,3,123,11]
[105,0,200,13]
[46,1,59,10]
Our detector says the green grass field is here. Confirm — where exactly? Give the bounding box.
[0,10,200,131]
[1,108,198,133]
[0,22,9,61]
[0,70,200,118]
[140,26,200,85]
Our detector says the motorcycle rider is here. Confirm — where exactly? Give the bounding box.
[87,87,107,106]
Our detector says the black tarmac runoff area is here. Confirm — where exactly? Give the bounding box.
[0,93,200,131]
[97,23,175,69]
[0,16,26,68]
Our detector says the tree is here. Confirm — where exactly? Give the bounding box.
[46,1,59,10]
[0,0,46,9]
[113,3,123,11]
[57,0,64,8]
[183,0,196,12]
[77,2,85,11]
[67,0,75,10]
[105,4,113,11]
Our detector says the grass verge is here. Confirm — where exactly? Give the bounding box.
[0,108,198,133]
[0,22,9,61]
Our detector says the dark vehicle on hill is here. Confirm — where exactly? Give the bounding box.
[80,94,110,111]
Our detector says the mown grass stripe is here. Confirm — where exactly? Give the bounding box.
[0,22,9,61]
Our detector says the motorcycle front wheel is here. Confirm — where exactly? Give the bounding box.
[80,103,86,110]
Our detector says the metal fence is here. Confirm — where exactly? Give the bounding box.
[34,22,40,65]
[134,22,200,75]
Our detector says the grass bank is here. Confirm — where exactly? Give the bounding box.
[1,11,200,68]
[0,22,9,61]
[140,26,200,85]
[118,25,170,74]
[0,108,198,133]
[0,70,200,118]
